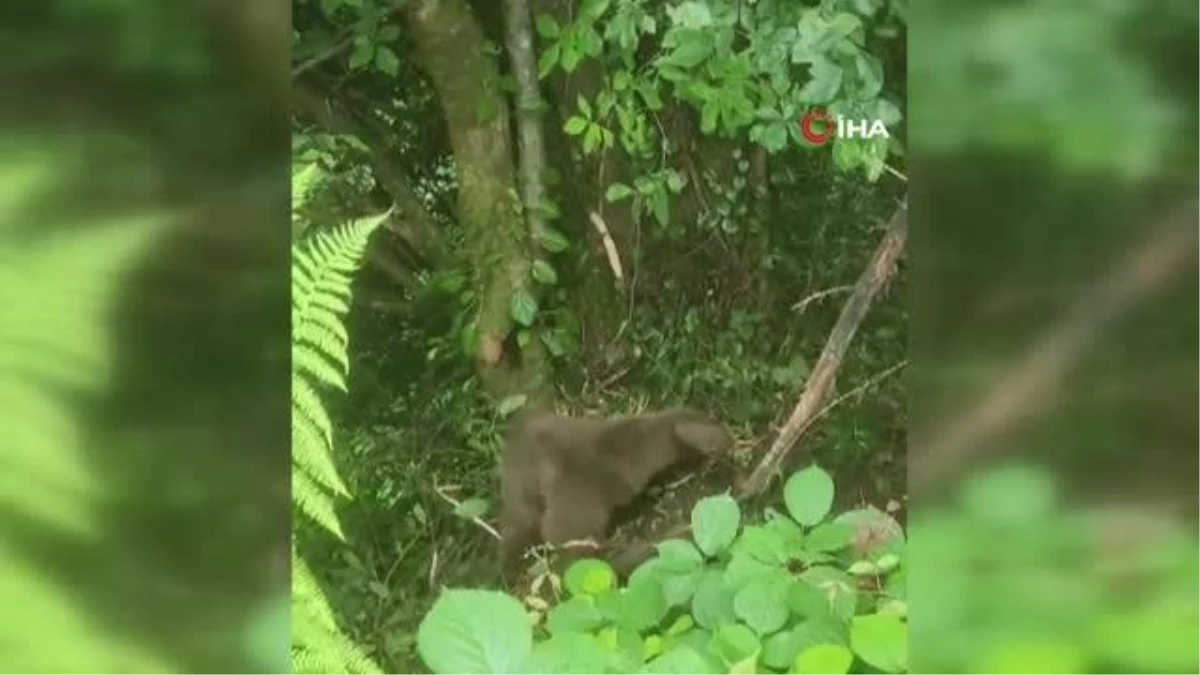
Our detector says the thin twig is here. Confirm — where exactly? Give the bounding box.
[792,285,854,314]
[434,485,501,540]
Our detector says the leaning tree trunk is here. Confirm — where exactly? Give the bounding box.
[404,0,549,402]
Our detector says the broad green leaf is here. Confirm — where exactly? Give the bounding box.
[546,597,606,636]
[650,189,669,227]
[538,43,561,78]
[535,14,560,38]
[523,631,612,674]
[790,568,857,621]
[798,59,843,104]
[509,288,538,327]
[762,618,850,669]
[497,394,528,417]
[733,575,791,635]
[453,498,488,520]
[605,182,634,202]
[646,645,721,674]
[804,522,855,553]
[597,578,667,631]
[349,39,374,70]
[692,493,741,556]
[691,569,738,630]
[723,553,778,590]
[731,525,789,566]
[537,227,570,253]
[657,539,704,572]
[540,329,570,357]
[662,568,704,607]
[854,54,884,99]
[961,464,1056,526]
[374,46,400,76]
[417,589,532,674]
[711,623,762,668]
[832,507,904,556]
[792,644,853,674]
[850,613,907,673]
[564,116,588,135]
[784,466,835,526]
[531,259,558,285]
[565,558,617,596]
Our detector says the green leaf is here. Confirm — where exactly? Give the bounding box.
[650,189,669,227]
[523,631,611,674]
[692,493,740,557]
[723,553,778,590]
[854,54,884,99]
[374,46,400,75]
[798,59,843,104]
[453,497,489,520]
[690,569,738,630]
[662,36,711,68]
[662,568,704,607]
[597,578,668,631]
[733,575,791,635]
[784,466,835,526]
[538,43,561,78]
[832,507,904,556]
[731,526,789,566]
[605,182,634,202]
[545,597,606,636]
[564,116,588,135]
[531,259,558,285]
[657,539,704,572]
[565,558,617,596]
[540,329,570,357]
[794,567,857,621]
[537,227,570,253]
[509,288,538,327]
[804,522,855,553]
[961,464,1057,526]
[792,644,853,674]
[497,394,528,417]
[646,645,721,674]
[850,613,907,673]
[535,14,560,38]
[712,623,762,668]
[417,589,532,674]
[349,39,374,70]
[763,619,850,669]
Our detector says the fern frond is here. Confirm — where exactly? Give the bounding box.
[289,210,390,675]
[290,210,389,518]
[0,147,172,669]
[292,550,381,674]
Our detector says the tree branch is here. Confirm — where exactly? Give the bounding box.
[292,82,449,267]
[739,200,908,497]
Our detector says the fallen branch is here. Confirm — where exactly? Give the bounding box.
[739,200,908,497]
[910,199,1199,491]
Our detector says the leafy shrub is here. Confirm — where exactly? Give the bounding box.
[416,466,908,674]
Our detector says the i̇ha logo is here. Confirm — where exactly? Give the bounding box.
[799,109,889,145]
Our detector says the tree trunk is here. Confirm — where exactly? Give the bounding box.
[404,0,549,402]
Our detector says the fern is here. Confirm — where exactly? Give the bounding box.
[0,146,172,670]
[291,208,390,674]
[291,210,389,532]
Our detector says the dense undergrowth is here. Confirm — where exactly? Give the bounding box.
[300,161,907,671]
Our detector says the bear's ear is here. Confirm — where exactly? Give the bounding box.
[672,416,733,456]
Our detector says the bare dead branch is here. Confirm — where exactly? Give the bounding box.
[739,200,908,497]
